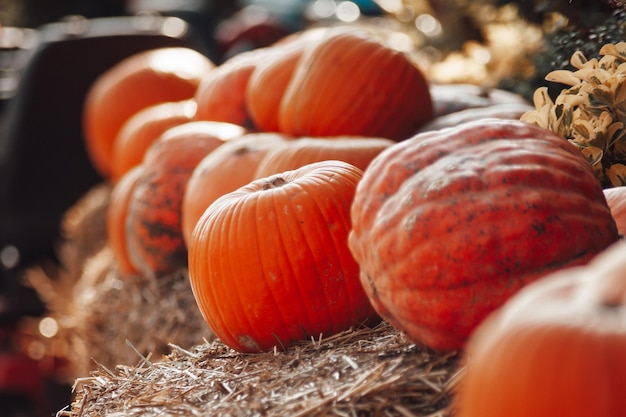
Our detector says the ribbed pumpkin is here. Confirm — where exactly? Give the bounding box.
[111,99,197,182]
[455,240,626,417]
[603,186,626,237]
[277,27,433,140]
[188,160,380,353]
[254,136,394,179]
[107,165,144,278]
[194,48,273,128]
[348,118,620,352]
[83,47,214,179]
[245,28,328,132]
[127,121,247,277]
[181,132,291,245]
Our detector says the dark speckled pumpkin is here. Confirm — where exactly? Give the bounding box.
[348,118,620,352]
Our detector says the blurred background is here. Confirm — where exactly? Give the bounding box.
[0,0,623,415]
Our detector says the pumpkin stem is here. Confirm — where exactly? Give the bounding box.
[263,176,287,190]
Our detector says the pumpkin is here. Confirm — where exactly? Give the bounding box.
[181,132,291,245]
[127,121,247,277]
[107,165,144,278]
[110,99,197,182]
[245,28,328,132]
[83,47,214,179]
[348,118,620,352]
[254,136,395,179]
[603,186,626,237]
[194,48,273,128]
[277,27,433,140]
[455,240,626,417]
[188,160,380,353]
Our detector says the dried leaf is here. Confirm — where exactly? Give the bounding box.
[546,70,580,86]
[607,163,626,187]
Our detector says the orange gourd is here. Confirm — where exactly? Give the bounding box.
[188,160,380,352]
[83,47,214,179]
[348,118,619,352]
[277,27,433,140]
[181,132,291,245]
[111,99,197,182]
[126,121,247,277]
[254,136,395,179]
[455,240,626,417]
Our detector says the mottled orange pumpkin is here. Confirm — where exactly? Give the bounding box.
[455,240,626,417]
[348,118,619,352]
[126,121,247,277]
[188,160,380,352]
[277,27,433,140]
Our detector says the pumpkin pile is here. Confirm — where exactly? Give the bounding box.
[40,17,626,416]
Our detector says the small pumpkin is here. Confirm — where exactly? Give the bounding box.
[127,121,247,277]
[188,160,380,353]
[107,165,144,278]
[348,118,620,352]
[277,27,434,140]
[194,48,273,128]
[455,240,626,417]
[83,47,214,179]
[254,136,395,179]
[182,132,291,245]
[603,186,626,237]
[111,99,197,182]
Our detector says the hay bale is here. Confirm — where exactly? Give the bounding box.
[60,322,462,417]
[25,184,212,380]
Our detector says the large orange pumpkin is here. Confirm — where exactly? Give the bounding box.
[277,27,433,140]
[126,121,247,277]
[188,160,380,352]
[110,99,197,182]
[83,47,214,179]
[254,136,394,179]
[455,240,626,417]
[181,132,291,245]
[348,118,620,352]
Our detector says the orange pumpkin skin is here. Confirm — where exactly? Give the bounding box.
[107,165,144,277]
[277,28,433,140]
[188,160,380,353]
[603,186,626,237]
[194,48,272,128]
[254,136,395,179]
[83,47,214,179]
[127,121,247,277]
[181,132,291,245]
[245,28,328,132]
[111,100,197,182]
[455,240,626,417]
[348,118,620,352]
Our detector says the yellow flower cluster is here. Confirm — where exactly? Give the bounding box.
[521,42,626,187]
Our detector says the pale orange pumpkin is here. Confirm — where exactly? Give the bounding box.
[603,186,626,236]
[455,240,626,417]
